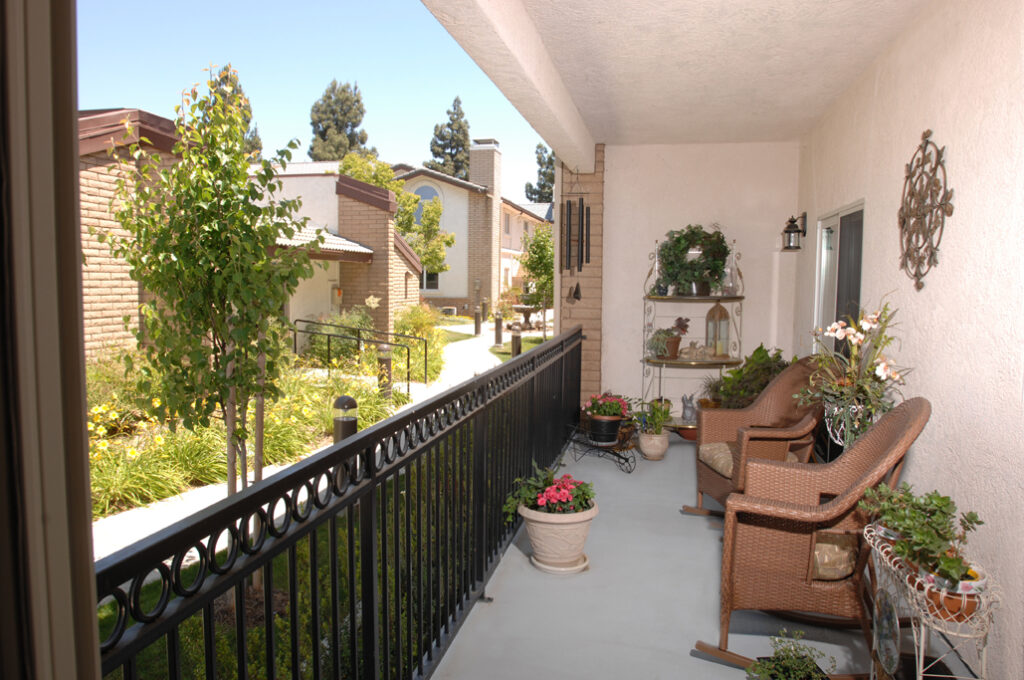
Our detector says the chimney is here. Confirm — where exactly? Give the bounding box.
[467,139,502,309]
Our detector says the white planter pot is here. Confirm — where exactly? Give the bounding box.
[519,502,598,574]
[637,432,670,460]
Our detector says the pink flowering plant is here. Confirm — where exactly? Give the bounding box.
[798,303,910,447]
[582,392,629,418]
[503,462,595,521]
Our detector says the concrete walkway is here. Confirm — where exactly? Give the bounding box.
[92,321,528,561]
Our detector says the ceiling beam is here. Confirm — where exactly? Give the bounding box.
[422,0,596,173]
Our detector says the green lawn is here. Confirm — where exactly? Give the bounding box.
[442,329,475,344]
[489,336,546,362]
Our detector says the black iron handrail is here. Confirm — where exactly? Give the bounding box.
[294,326,413,396]
[294,318,429,385]
[94,325,583,679]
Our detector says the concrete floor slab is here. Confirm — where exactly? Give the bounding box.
[432,439,870,679]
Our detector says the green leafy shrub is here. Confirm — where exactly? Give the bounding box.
[395,304,445,382]
[300,306,375,365]
[746,629,835,680]
[719,344,791,409]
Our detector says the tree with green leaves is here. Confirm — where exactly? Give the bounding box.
[105,66,321,495]
[519,222,554,339]
[424,96,470,179]
[212,65,262,158]
[309,80,370,161]
[525,143,555,202]
[340,152,454,273]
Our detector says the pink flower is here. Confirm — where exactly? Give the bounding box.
[537,494,546,506]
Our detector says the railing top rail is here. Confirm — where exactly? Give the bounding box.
[293,326,413,351]
[293,317,427,344]
[95,324,584,589]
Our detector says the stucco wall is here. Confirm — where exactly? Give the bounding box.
[275,174,341,234]
[404,177,470,300]
[289,261,337,324]
[793,0,1024,673]
[601,143,800,410]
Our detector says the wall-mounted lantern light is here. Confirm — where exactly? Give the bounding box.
[782,212,808,251]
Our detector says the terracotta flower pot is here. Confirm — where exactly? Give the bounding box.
[924,589,980,622]
[664,335,681,359]
[637,432,669,460]
[519,502,598,574]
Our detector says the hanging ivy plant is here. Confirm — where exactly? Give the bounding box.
[657,224,730,292]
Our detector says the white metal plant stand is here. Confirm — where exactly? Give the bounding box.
[865,525,999,680]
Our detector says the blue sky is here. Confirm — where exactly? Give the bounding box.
[76,0,545,203]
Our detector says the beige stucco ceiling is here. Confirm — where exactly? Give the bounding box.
[423,0,932,171]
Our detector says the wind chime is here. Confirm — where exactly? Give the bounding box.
[563,169,590,301]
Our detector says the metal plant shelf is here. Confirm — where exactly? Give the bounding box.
[644,294,745,303]
[644,357,742,368]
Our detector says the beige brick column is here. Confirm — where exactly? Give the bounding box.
[79,152,140,358]
[559,144,605,397]
[335,176,399,332]
[468,139,501,313]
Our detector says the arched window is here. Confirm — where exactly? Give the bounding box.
[413,185,439,224]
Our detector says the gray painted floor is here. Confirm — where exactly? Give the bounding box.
[433,438,870,679]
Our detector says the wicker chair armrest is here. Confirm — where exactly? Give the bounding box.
[724,492,826,523]
[737,411,819,444]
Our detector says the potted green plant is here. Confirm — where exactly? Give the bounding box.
[700,374,724,409]
[503,463,597,574]
[746,629,836,680]
[657,224,730,296]
[798,303,910,448]
[719,344,791,409]
[636,399,673,460]
[582,392,629,444]
[860,483,985,621]
[646,328,678,359]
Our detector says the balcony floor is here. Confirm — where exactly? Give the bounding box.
[434,438,869,679]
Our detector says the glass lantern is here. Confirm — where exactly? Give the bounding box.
[706,302,730,359]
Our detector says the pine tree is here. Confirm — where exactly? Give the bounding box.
[212,65,262,158]
[525,143,554,202]
[424,96,470,179]
[309,80,369,161]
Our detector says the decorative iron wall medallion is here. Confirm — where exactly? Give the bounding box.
[898,129,954,290]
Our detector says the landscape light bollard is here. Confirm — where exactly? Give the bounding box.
[378,344,393,398]
[474,306,482,336]
[332,395,358,444]
[511,328,522,357]
[494,311,503,346]
[481,298,489,320]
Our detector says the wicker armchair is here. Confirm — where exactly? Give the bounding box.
[694,397,932,670]
[683,356,822,516]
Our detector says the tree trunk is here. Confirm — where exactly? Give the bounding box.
[254,346,265,483]
[225,394,237,496]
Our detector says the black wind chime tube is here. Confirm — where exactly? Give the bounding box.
[565,199,573,270]
[585,206,591,264]
[577,197,584,272]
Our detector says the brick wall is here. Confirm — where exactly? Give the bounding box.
[79,151,139,358]
[468,141,501,313]
[559,144,605,397]
[337,194,393,330]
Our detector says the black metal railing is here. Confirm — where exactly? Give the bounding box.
[293,319,428,385]
[94,325,583,679]
[295,326,413,395]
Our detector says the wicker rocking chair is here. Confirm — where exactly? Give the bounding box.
[682,356,822,516]
[693,397,932,672]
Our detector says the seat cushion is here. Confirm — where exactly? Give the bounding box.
[698,441,800,478]
[812,533,859,580]
[698,441,736,477]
